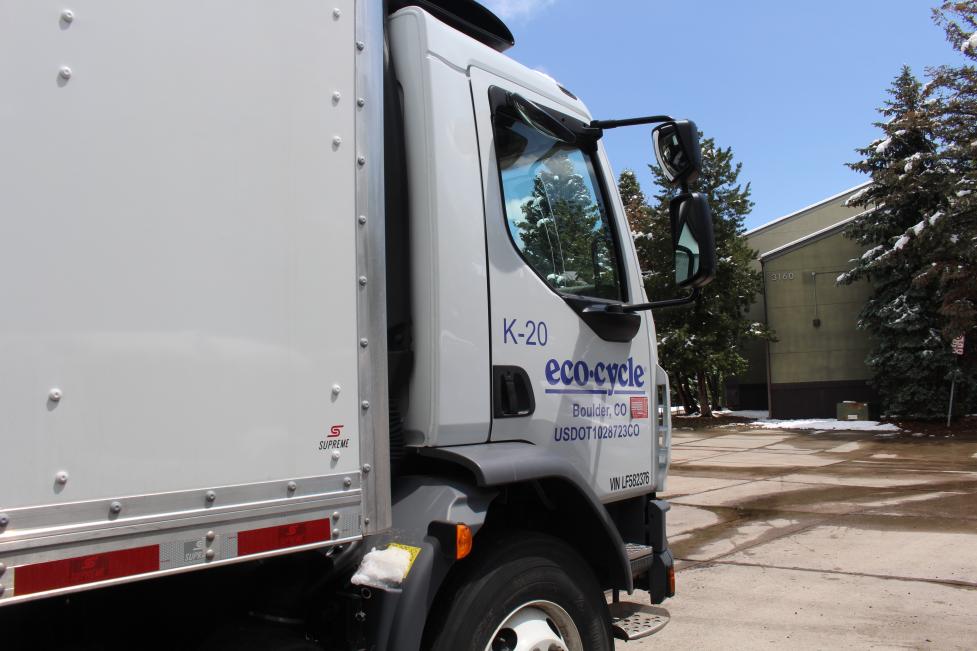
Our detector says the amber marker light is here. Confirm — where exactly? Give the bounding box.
[455,523,473,559]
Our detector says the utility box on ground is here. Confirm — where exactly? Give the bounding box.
[837,401,870,421]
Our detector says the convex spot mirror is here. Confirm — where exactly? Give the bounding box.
[670,193,716,288]
[653,120,701,186]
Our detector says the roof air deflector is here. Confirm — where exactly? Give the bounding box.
[387,0,515,52]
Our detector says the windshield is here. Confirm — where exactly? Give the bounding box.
[494,117,625,302]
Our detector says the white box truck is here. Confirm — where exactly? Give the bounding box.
[0,1,717,648]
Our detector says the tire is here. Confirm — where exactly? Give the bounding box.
[424,532,613,651]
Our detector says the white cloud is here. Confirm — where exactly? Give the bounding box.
[482,0,557,21]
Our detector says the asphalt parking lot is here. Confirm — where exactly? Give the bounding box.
[618,422,977,650]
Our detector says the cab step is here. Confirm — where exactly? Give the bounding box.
[608,601,670,641]
[625,542,655,578]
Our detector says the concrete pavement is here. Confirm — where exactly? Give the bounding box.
[617,423,977,650]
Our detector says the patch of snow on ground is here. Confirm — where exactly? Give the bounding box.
[675,408,902,433]
[720,409,770,419]
[754,418,900,432]
[675,408,769,419]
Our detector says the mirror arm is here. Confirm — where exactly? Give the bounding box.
[590,115,675,130]
[622,287,701,312]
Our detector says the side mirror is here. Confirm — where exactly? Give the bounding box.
[652,120,701,186]
[670,193,716,288]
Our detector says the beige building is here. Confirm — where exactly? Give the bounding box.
[730,183,878,418]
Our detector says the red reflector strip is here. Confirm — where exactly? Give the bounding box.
[16,545,159,596]
[237,518,331,556]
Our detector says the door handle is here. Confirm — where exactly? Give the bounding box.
[492,365,536,418]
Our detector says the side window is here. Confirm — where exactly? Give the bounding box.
[494,116,625,302]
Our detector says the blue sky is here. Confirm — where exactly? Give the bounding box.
[483,0,966,230]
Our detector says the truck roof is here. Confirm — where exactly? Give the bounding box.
[388,0,515,52]
[390,5,591,122]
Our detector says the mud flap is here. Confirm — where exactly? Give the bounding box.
[632,498,674,604]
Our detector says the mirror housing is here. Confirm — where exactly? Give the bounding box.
[670,193,716,288]
[652,120,701,186]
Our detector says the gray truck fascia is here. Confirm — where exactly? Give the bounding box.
[365,441,641,649]
[363,476,497,651]
[419,441,634,591]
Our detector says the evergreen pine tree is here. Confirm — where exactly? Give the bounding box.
[618,170,653,261]
[620,135,768,417]
[840,65,961,418]
[619,170,698,414]
[918,1,977,415]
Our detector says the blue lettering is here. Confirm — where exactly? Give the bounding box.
[560,360,574,385]
[593,362,606,386]
[573,361,588,386]
[503,318,517,344]
[633,364,645,388]
[542,357,647,393]
[620,360,630,386]
[545,358,560,385]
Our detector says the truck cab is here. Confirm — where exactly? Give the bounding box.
[388,4,669,497]
[370,5,714,648]
[0,1,716,649]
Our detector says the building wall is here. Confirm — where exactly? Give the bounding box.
[746,184,869,260]
[762,230,876,418]
[727,184,870,411]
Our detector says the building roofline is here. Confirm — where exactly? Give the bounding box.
[759,212,865,261]
[745,181,871,238]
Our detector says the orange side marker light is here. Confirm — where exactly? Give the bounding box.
[455,523,473,560]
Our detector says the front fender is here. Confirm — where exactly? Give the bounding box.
[419,442,632,591]
[363,475,496,651]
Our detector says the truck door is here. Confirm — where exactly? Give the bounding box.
[470,69,657,502]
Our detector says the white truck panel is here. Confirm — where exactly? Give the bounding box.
[595,146,671,492]
[393,5,589,122]
[389,9,492,447]
[0,0,373,586]
[467,66,657,503]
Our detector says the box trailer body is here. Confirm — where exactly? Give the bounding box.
[0,0,389,601]
[0,1,712,648]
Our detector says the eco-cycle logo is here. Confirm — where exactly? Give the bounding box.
[544,357,647,396]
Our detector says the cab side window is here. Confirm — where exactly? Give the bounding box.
[494,117,625,302]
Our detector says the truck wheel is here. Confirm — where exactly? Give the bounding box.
[425,533,613,651]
